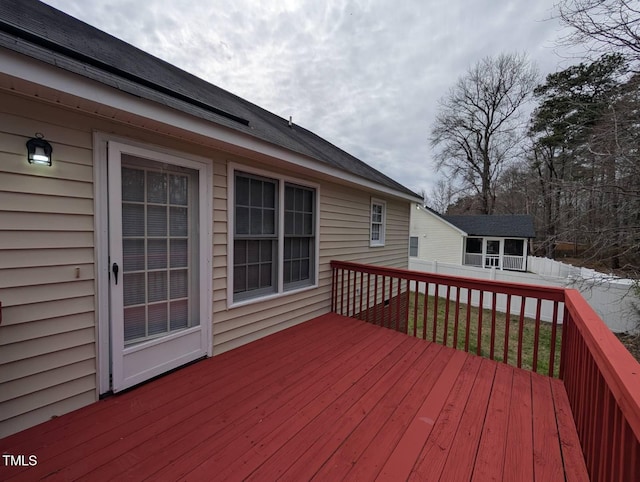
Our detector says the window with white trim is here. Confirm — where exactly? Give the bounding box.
[370,199,386,246]
[409,236,419,257]
[232,170,317,302]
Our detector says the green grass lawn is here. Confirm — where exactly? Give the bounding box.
[406,291,562,377]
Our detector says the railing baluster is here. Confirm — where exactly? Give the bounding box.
[347,269,352,317]
[517,296,526,368]
[366,272,371,324]
[548,301,559,377]
[373,274,379,326]
[422,283,429,340]
[340,268,345,316]
[503,294,511,365]
[533,298,542,373]
[432,284,439,343]
[465,289,472,352]
[412,282,419,338]
[381,275,386,328]
[490,292,497,360]
[453,287,460,350]
[443,286,451,347]
[477,291,484,356]
[395,275,401,332]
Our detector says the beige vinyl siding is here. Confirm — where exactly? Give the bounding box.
[410,207,464,264]
[0,88,413,436]
[212,169,411,354]
[0,95,97,438]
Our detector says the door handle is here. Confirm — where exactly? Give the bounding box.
[112,262,119,285]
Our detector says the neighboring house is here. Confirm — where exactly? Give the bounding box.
[410,205,534,271]
[0,0,421,437]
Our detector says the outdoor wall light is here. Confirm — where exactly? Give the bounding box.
[26,134,53,166]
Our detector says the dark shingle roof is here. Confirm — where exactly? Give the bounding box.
[442,215,535,238]
[0,0,419,199]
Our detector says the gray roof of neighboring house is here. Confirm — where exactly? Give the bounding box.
[0,0,419,199]
[442,215,536,238]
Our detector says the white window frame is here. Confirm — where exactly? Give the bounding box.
[370,198,387,247]
[227,162,320,307]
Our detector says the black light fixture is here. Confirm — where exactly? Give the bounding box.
[26,133,53,166]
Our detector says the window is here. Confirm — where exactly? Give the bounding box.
[233,173,278,300]
[232,169,317,303]
[504,238,524,256]
[465,237,483,254]
[370,199,386,246]
[409,236,419,257]
[284,184,315,290]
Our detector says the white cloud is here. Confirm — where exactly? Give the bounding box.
[43,0,577,195]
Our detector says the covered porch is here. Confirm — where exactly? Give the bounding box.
[463,236,529,271]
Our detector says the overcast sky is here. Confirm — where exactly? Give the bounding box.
[42,0,578,195]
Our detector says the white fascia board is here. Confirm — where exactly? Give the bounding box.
[0,47,420,203]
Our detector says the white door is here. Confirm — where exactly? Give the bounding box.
[108,142,210,392]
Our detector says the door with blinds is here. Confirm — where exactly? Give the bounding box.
[108,142,209,392]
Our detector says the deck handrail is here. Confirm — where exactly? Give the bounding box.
[330,260,640,481]
[562,290,640,481]
[330,260,565,376]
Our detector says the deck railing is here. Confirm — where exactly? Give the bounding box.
[330,260,640,481]
[331,260,564,376]
[562,290,640,482]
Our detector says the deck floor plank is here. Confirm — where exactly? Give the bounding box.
[531,374,565,481]
[471,363,514,482]
[503,368,535,481]
[0,313,585,482]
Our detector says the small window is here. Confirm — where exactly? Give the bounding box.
[370,199,386,246]
[409,236,419,257]
[284,183,315,290]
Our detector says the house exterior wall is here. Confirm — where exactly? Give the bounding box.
[409,207,463,265]
[0,90,411,436]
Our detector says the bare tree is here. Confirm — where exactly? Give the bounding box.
[430,53,538,214]
[557,0,640,64]
[423,179,458,213]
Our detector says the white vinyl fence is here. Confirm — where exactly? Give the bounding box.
[409,258,638,334]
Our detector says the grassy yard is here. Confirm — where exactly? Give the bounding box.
[406,291,562,377]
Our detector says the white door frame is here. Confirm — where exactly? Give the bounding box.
[93,132,213,395]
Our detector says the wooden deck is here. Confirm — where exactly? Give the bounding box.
[0,313,587,481]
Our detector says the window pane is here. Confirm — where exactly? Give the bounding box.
[148,239,167,269]
[260,239,273,262]
[505,239,524,255]
[123,239,145,271]
[234,265,246,293]
[170,239,188,268]
[250,179,263,207]
[148,302,168,335]
[234,240,247,265]
[250,207,263,234]
[285,185,295,210]
[247,264,260,290]
[236,176,250,206]
[170,300,188,330]
[371,224,380,241]
[260,263,272,287]
[122,167,144,202]
[264,209,275,235]
[247,240,260,263]
[123,203,144,236]
[263,181,275,208]
[148,271,168,302]
[285,211,294,235]
[147,172,167,203]
[169,175,188,205]
[147,205,167,236]
[123,272,145,306]
[466,238,483,253]
[124,306,146,341]
[170,207,188,236]
[236,206,250,234]
[170,269,188,299]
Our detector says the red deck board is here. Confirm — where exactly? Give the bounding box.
[531,373,565,481]
[550,378,590,481]
[139,322,396,480]
[269,338,431,481]
[0,313,586,482]
[313,343,445,481]
[503,368,535,480]
[438,358,497,481]
[471,363,514,481]
[408,355,484,481]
